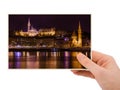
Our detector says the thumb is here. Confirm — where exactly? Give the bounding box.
[77,53,101,75]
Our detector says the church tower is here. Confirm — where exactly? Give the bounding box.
[77,21,82,47]
[27,18,31,31]
[71,31,78,47]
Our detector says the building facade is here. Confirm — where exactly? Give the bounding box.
[71,21,82,47]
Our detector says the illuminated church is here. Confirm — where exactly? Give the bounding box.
[15,18,82,47]
[15,18,55,37]
[15,18,38,37]
[71,21,82,47]
[27,18,38,36]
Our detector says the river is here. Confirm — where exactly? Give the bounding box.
[9,51,90,69]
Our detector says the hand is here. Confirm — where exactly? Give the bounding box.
[71,51,120,90]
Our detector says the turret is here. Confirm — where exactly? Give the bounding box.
[27,18,31,31]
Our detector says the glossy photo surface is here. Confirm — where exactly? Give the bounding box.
[9,14,91,69]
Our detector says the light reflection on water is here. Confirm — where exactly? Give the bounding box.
[9,51,89,69]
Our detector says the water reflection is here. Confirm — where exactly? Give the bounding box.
[9,51,90,69]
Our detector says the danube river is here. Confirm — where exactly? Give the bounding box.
[9,51,90,69]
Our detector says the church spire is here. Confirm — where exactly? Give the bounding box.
[27,18,31,31]
[78,21,81,32]
[77,21,82,47]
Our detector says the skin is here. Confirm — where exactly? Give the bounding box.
[71,51,120,90]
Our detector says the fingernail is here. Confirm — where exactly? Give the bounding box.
[77,53,85,61]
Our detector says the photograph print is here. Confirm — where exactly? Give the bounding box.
[9,14,91,69]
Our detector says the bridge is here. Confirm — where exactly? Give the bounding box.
[9,46,90,52]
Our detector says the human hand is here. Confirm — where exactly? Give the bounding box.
[71,51,120,90]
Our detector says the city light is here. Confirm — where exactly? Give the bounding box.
[9,18,89,48]
[15,52,22,57]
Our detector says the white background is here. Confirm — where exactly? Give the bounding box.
[0,0,120,90]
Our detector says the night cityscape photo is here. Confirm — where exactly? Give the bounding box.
[9,14,91,69]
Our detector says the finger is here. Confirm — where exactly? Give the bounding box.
[71,70,94,78]
[77,53,102,75]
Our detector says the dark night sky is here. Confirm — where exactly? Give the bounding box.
[9,14,91,33]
